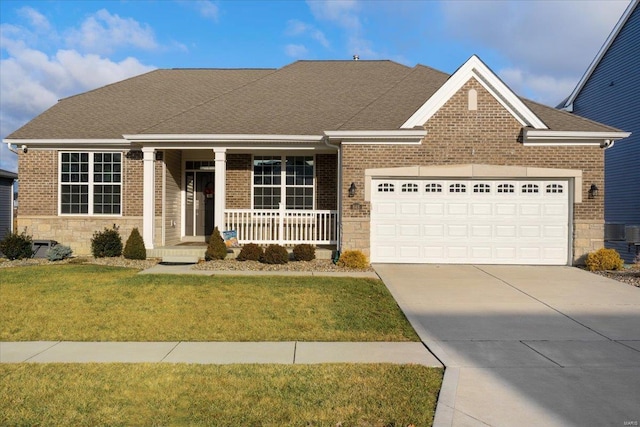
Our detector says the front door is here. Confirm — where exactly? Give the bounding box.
[185,171,215,237]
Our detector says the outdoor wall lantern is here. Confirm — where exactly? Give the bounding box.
[588,183,599,199]
[348,182,357,197]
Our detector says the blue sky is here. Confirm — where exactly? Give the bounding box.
[0,0,632,172]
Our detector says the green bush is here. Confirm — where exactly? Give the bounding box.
[236,243,264,261]
[47,244,73,261]
[292,244,315,261]
[91,227,123,258]
[585,248,624,271]
[337,250,369,269]
[123,227,147,260]
[261,244,289,264]
[0,231,34,260]
[205,227,228,261]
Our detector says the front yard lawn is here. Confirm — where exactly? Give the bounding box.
[0,265,418,342]
[0,363,442,426]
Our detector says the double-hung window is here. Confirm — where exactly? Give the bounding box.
[60,152,122,215]
[253,155,314,210]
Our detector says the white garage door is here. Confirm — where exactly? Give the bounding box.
[370,179,570,265]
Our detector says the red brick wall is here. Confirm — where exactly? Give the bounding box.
[316,153,338,210]
[226,154,251,209]
[342,78,603,221]
[18,150,57,216]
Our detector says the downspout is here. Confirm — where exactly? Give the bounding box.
[324,136,342,252]
[6,142,20,155]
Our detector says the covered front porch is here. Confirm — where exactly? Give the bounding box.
[132,136,340,255]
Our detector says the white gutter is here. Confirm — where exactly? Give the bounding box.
[5,142,20,155]
[124,134,325,143]
[523,130,631,148]
[324,130,427,144]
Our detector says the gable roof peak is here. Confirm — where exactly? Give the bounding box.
[402,54,548,129]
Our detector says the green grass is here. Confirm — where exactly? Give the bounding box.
[0,265,418,342]
[0,363,442,426]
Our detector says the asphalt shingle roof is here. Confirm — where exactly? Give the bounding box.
[6,60,619,140]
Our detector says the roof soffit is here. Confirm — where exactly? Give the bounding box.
[401,55,548,130]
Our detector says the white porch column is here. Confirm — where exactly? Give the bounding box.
[142,147,155,249]
[214,148,227,232]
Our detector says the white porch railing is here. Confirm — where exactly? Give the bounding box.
[224,206,338,245]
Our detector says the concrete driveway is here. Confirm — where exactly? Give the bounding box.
[375,264,640,427]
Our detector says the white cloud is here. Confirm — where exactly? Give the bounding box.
[440,0,630,104]
[285,19,330,48]
[0,10,155,172]
[65,9,158,55]
[285,43,308,58]
[195,1,219,21]
[17,6,51,32]
[307,0,381,58]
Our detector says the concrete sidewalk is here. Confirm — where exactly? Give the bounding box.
[0,341,442,366]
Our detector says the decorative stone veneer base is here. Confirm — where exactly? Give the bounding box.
[17,216,155,256]
[341,218,371,258]
[573,220,604,265]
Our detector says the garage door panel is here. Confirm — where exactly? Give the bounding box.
[471,204,492,215]
[496,203,517,215]
[471,225,492,237]
[423,204,445,215]
[447,204,468,215]
[371,179,569,265]
[447,225,469,237]
[424,224,445,237]
[399,203,420,215]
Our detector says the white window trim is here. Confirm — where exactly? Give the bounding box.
[251,154,316,210]
[58,151,123,217]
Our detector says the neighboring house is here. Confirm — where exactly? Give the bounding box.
[560,0,639,263]
[0,169,18,242]
[4,55,630,264]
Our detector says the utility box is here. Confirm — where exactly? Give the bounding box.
[32,240,58,258]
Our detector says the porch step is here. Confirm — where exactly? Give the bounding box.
[161,255,200,264]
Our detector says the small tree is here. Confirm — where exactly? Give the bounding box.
[91,226,123,258]
[205,227,228,261]
[123,227,147,260]
[0,231,34,260]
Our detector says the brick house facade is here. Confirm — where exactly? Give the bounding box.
[7,56,628,264]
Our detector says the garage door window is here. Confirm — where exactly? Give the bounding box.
[425,183,442,193]
[401,183,418,193]
[449,183,466,193]
[522,184,539,193]
[546,184,564,193]
[378,183,395,192]
[473,183,491,193]
[497,184,515,193]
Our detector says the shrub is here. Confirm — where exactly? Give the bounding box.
[236,243,264,261]
[123,227,147,260]
[0,231,34,260]
[47,244,73,261]
[205,227,228,261]
[585,248,624,271]
[337,250,369,269]
[292,244,315,261]
[91,226,123,258]
[261,244,289,264]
